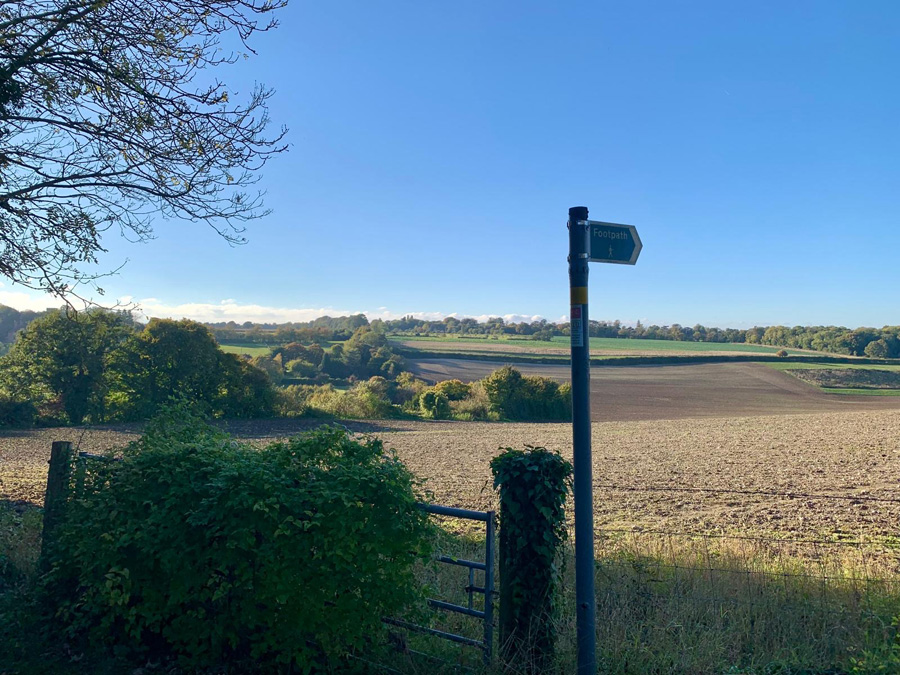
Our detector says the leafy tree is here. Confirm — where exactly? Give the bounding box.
[0,0,287,298]
[249,354,284,384]
[761,325,790,347]
[0,309,133,423]
[285,358,317,378]
[108,318,232,419]
[864,339,889,358]
[481,366,524,418]
[342,326,386,373]
[745,327,765,344]
[217,352,274,418]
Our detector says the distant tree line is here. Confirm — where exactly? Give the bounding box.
[1,306,898,392]
[207,314,369,345]
[211,313,900,358]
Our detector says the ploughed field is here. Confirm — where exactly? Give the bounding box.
[408,359,900,421]
[392,335,813,356]
[4,409,900,545]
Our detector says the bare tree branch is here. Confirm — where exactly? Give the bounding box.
[0,0,288,301]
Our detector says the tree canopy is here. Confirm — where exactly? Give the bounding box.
[0,0,287,298]
[1,307,133,423]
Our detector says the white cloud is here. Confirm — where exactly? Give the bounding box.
[130,298,548,325]
[0,287,550,324]
[0,288,62,313]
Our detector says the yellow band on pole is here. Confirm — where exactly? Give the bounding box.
[570,287,588,304]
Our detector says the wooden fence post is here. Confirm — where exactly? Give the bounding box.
[40,440,73,568]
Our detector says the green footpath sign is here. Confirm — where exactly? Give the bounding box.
[587,220,642,265]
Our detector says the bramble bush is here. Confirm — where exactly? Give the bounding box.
[45,405,433,671]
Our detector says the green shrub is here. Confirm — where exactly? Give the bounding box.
[0,504,42,586]
[306,380,396,419]
[46,408,433,671]
[481,366,572,421]
[450,381,493,420]
[0,398,36,428]
[273,384,315,417]
[419,389,451,419]
[432,379,471,401]
[393,372,428,408]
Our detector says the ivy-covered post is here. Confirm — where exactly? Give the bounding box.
[490,446,572,672]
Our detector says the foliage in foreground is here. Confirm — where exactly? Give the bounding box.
[7,494,900,673]
[42,406,433,671]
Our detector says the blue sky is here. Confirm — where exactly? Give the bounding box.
[5,1,899,328]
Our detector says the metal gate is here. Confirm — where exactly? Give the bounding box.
[383,504,496,665]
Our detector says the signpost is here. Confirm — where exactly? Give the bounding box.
[568,207,641,675]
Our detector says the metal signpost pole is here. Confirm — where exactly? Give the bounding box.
[568,206,597,674]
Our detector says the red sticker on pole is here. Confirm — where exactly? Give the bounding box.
[570,305,583,348]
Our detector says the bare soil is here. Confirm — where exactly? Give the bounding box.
[395,339,785,357]
[408,359,900,421]
[5,410,900,546]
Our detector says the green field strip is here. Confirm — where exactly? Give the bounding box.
[822,388,900,396]
[766,361,900,372]
[218,343,272,356]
